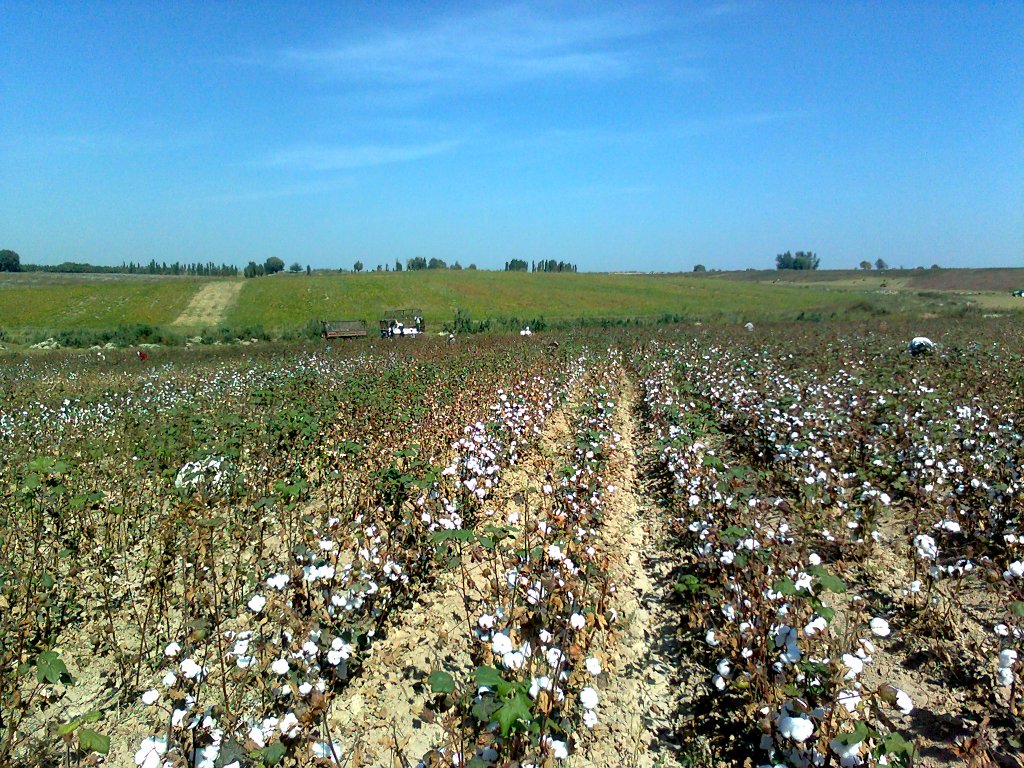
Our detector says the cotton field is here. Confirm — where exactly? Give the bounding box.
[1,321,1021,767]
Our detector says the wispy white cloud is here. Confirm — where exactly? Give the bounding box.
[273,6,673,92]
[204,178,355,205]
[261,139,461,171]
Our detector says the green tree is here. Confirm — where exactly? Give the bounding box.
[859,260,872,270]
[427,257,447,269]
[288,262,303,272]
[0,249,21,272]
[264,256,285,274]
[395,260,403,272]
[407,256,427,270]
[693,264,706,272]
[775,251,819,270]
[354,260,364,273]
[874,258,888,270]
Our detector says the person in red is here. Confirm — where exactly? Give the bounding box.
[136,350,148,361]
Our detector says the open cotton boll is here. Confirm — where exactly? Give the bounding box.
[869,617,891,637]
[134,736,167,768]
[841,654,864,680]
[585,657,602,675]
[492,633,513,655]
[829,737,864,767]
[247,594,267,613]
[271,658,290,675]
[777,713,814,742]
[580,686,599,709]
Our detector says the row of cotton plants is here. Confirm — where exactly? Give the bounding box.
[651,337,1023,730]
[130,356,586,767]
[422,353,623,767]
[636,348,920,767]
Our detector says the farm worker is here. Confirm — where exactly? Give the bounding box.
[136,350,148,361]
[447,333,455,344]
[908,336,935,356]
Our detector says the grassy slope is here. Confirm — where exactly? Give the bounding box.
[0,273,203,330]
[224,271,889,330]
[715,267,1024,292]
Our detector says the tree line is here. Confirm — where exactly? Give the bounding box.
[0,250,239,276]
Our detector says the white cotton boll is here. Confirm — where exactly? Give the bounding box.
[164,641,181,658]
[266,573,289,590]
[717,659,731,677]
[994,623,1010,637]
[502,651,526,670]
[492,633,513,655]
[247,594,267,613]
[998,649,1018,668]
[279,712,299,738]
[580,686,599,709]
[829,737,863,767]
[539,629,553,643]
[705,629,719,646]
[913,534,938,561]
[804,616,827,636]
[478,614,495,630]
[570,613,586,630]
[997,668,1014,686]
[162,671,177,687]
[583,709,598,728]
[895,689,913,714]
[777,713,814,743]
[935,520,960,533]
[870,618,891,637]
[808,553,822,566]
[841,654,864,680]
[713,675,726,690]
[141,689,159,706]
[837,689,861,713]
[180,658,204,680]
[271,658,290,675]
[1003,561,1024,580]
[586,657,602,676]
[908,580,922,593]
[134,737,167,768]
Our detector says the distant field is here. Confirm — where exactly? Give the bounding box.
[3,267,1015,345]
[716,267,1024,292]
[0,272,202,330]
[225,270,896,331]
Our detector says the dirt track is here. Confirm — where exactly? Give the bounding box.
[170,280,243,328]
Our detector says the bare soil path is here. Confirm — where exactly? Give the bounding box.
[170,280,243,328]
[578,372,691,768]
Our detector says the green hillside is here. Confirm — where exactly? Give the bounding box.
[0,273,201,330]
[225,270,890,330]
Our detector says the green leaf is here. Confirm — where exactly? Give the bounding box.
[58,719,81,736]
[78,729,110,755]
[882,732,914,755]
[494,692,532,736]
[262,742,287,765]
[431,529,474,542]
[82,709,102,723]
[833,719,869,746]
[816,572,847,593]
[773,579,798,595]
[37,651,71,685]
[428,670,455,694]
[474,666,503,689]
[1010,601,1024,618]
[815,605,836,622]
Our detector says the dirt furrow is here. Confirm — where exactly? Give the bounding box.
[577,371,693,768]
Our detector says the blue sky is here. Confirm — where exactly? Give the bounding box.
[2,1,1021,271]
